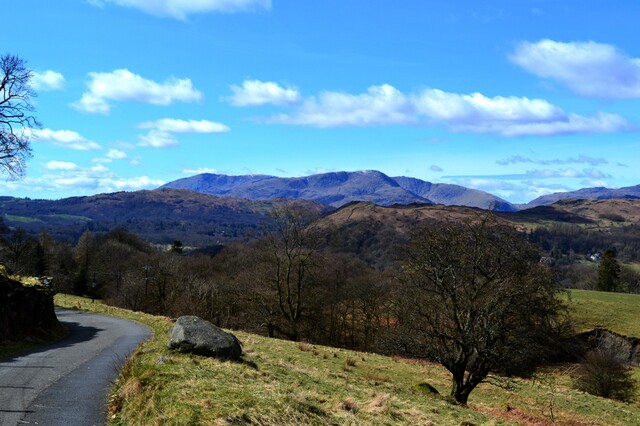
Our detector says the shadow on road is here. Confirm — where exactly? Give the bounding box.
[0,311,102,365]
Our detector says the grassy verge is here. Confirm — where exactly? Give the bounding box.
[566,289,640,337]
[55,294,639,425]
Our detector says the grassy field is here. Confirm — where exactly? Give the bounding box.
[566,289,640,338]
[2,214,41,223]
[54,293,639,426]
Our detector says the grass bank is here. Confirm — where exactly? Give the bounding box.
[55,293,639,425]
[567,289,640,337]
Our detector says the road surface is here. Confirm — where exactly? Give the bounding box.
[0,308,151,426]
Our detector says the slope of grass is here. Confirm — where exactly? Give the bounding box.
[3,214,41,223]
[55,294,640,426]
[567,289,640,338]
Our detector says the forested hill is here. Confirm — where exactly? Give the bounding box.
[0,189,327,246]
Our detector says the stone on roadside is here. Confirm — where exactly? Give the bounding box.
[167,316,242,361]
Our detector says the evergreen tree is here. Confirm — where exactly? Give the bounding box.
[597,249,620,292]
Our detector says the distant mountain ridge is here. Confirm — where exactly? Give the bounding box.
[160,171,518,211]
[522,184,640,208]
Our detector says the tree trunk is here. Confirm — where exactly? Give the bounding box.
[450,374,472,405]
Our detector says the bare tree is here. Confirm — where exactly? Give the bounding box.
[398,214,568,404]
[253,204,321,341]
[1,54,40,177]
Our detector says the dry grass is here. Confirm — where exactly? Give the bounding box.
[55,293,640,425]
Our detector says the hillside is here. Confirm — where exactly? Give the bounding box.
[523,184,640,208]
[509,198,640,228]
[392,176,518,211]
[0,189,327,246]
[55,294,640,426]
[160,170,518,211]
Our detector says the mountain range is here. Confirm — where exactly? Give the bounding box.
[522,184,640,208]
[160,170,518,211]
[3,169,639,247]
[161,170,640,212]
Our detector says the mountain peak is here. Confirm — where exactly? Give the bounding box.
[160,171,516,211]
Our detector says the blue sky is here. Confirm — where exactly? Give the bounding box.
[2,0,640,203]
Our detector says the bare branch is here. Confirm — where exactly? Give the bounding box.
[0,53,40,178]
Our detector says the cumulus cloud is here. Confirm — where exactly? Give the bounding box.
[72,69,203,114]
[228,80,301,106]
[90,0,270,20]
[107,149,127,159]
[497,154,607,166]
[244,83,632,136]
[511,39,640,98]
[31,70,65,91]
[430,164,443,172]
[45,161,79,171]
[30,128,101,150]
[138,118,229,148]
[0,161,165,194]
[268,84,415,127]
[139,118,230,133]
[0,163,164,195]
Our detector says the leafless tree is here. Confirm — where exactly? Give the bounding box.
[1,54,40,178]
[398,214,568,404]
[253,204,321,341]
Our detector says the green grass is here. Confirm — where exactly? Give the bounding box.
[46,213,92,222]
[3,214,41,223]
[566,289,640,338]
[54,294,639,425]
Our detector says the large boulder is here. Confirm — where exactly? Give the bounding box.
[168,316,242,361]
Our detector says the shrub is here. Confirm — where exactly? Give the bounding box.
[572,351,637,401]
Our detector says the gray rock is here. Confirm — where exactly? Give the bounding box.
[168,316,242,361]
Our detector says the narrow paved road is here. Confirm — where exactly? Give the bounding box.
[0,308,151,426]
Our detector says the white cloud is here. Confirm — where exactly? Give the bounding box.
[255,83,632,136]
[446,177,571,204]
[45,161,79,171]
[90,0,270,20]
[526,168,611,179]
[268,84,415,127]
[511,39,640,98]
[456,112,631,136]
[30,128,101,150]
[497,154,607,166]
[182,167,217,175]
[72,69,203,114]
[138,118,229,148]
[3,163,165,195]
[138,130,178,148]
[31,70,65,91]
[445,168,612,181]
[139,118,230,133]
[107,149,127,159]
[412,89,564,124]
[581,179,610,188]
[228,80,301,106]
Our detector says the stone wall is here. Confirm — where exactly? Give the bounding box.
[0,274,64,344]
